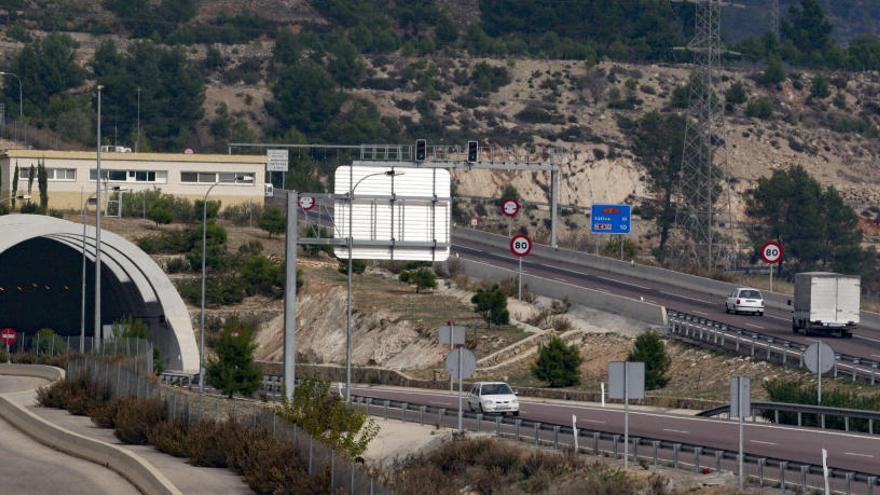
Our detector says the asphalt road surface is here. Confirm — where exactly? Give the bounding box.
[352,385,880,476]
[0,376,139,495]
[453,238,880,362]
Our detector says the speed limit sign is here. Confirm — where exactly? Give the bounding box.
[501,199,520,217]
[510,234,532,257]
[298,195,316,211]
[760,241,783,264]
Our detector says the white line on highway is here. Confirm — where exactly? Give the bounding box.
[693,311,709,316]
[593,274,653,291]
[855,335,880,344]
[662,428,689,434]
[766,315,789,322]
[578,418,606,424]
[872,354,880,359]
[745,323,766,330]
[750,440,778,446]
[844,452,874,458]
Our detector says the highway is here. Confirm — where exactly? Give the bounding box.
[452,236,880,363]
[0,376,139,495]
[352,384,880,477]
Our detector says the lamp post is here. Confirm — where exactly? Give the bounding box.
[199,174,254,392]
[344,170,402,401]
[0,71,23,119]
[95,85,103,350]
[135,87,141,153]
[81,182,118,353]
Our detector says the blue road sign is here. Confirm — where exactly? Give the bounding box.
[590,204,631,234]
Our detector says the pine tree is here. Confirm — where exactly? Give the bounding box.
[206,325,262,398]
[37,159,48,213]
[471,285,510,328]
[259,207,286,238]
[628,331,671,390]
[532,336,583,387]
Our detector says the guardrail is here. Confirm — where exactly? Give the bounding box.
[347,393,878,495]
[698,401,880,434]
[666,310,880,386]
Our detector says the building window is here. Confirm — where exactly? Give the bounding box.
[49,168,76,181]
[89,169,166,183]
[181,171,255,185]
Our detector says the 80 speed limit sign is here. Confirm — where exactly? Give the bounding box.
[509,234,532,257]
[760,241,783,264]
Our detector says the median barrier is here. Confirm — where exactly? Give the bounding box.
[457,257,667,326]
[0,365,182,495]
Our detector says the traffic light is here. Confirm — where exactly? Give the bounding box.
[467,140,478,162]
[415,139,427,162]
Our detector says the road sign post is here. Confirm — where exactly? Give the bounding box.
[501,198,520,237]
[805,342,834,405]
[591,204,632,260]
[609,361,645,470]
[510,234,532,301]
[440,322,466,392]
[445,347,476,431]
[760,241,783,292]
[1,328,16,364]
[731,376,751,490]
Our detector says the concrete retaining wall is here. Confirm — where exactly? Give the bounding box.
[0,365,182,495]
[457,257,667,326]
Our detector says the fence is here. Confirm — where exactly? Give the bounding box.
[3,334,153,370]
[67,357,388,494]
[350,394,880,495]
[698,401,880,434]
[666,310,880,385]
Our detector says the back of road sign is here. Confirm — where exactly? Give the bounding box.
[608,361,645,400]
[445,348,476,379]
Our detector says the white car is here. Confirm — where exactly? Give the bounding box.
[725,287,765,316]
[467,382,519,416]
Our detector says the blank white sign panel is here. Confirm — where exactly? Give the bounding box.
[333,166,451,261]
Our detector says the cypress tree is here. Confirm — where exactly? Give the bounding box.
[11,163,18,209]
[38,159,48,213]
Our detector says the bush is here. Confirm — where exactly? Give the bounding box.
[185,419,228,467]
[239,255,284,297]
[259,206,286,238]
[148,420,189,457]
[165,257,190,273]
[471,285,510,328]
[194,199,221,221]
[745,97,774,119]
[532,336,582,387]
[35,375,111,416]
[399,268,437,293]
[515,103,564,124]
[176,275,247,306]
[627,331,670,390]
[810,74,831,99]
[113,397,167,444]
[338,259,367,275]
[148,203,174,225]
[136,230,193,254]
[221,202,263,226]
[206,326,262,398]
[90,397,122,428]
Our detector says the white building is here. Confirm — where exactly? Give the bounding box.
[0,149,268,211]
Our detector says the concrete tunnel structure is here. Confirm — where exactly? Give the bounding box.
[0,214,198,372]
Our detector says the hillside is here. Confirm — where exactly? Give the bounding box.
[0,0,878,277]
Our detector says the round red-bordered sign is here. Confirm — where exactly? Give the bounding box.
[760,241,783,264]
[501,198,520,218]
[510,234,532,257]
[298,196,316,211]
[0,328,16,345]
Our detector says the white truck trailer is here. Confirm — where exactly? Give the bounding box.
[791,272,860,338]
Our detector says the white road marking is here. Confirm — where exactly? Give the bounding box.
[593,275,653,291]
[855,334,880,344]
[662,428,689,434]
[872,354,880,359]
[693,311,709,316]
[578,418,606,424]
[745,323,766,330]
[750,440,778,446]
[766,315,790,322]
[844,452,874,458]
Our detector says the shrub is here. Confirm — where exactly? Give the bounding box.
[338,259,367,275]
[399,268,437,293]
[165,257,190,273]
[206,326,262,398]
[185,419,228,467]
[176,275,247,306]
[515,103,564,124]
[148,420,189,457]
[239,255,284,297]
[90,397,122,428]
[627,331,670,389]
[35,375,111,416]
[194,199,221,221]
[136,230,193,254]
[471,285,510,328]
[113,397,167,444]
[148,203,174,226]
[221,202,263,226]
[532,336,582,387]
[259,207,286,238]
[745,97,774,119]
[810,74,831,99]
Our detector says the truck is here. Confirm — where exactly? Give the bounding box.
[791,272,860,338]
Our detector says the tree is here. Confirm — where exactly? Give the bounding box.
[147,203,174,226]
[500,184,520,202]
[628,331,671,390]
[471,285,510,328]
[810,74,831,99]
[206,325,262,398]
[37,160,48,213]
[781,0,833,57]
[4,33,85,119]
[94,40,204,151]
[194,199,221,221]
[338,259,367,275]
[276,376,379,459]
[186,222,228,270]
[27,164,34,195]
[259,207,285,238]
[629,111,685,251]
[746,165,871,278]
[745,97,774,119]
[724,80,748,108]
[240,255,284,297]
[11,164,18,209]
[267,59,342,136]
[400,268,437,293]
[111,314,150,339]
[531,336,582,387]
[761,56,786,87]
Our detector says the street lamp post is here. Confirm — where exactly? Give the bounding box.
[81,182,116,353]
[95,85,103,350]
[0,71,23,119]
[344,170,401,402]
[199,175,253,392]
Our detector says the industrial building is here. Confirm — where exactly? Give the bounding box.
[0,149,268,211]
